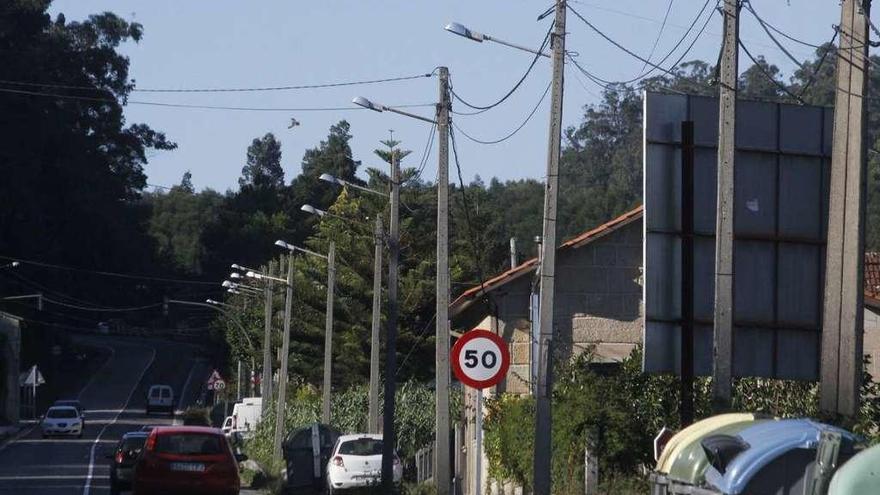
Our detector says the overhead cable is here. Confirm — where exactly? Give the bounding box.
[0,73,434,93]
[450,22,553,111]
[0,254,220,286]
[452,80,551,145]
[641,0,677,72]
[0,86,434,112]
[738,40,805,104]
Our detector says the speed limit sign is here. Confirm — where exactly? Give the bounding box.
[451,329,510,389]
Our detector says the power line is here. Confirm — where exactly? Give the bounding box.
[641,0,677,72]
[738,40,805,104]
[566,0,717,87]
[0,86,434,112]
[0,269,114,308]
[742,0,826,50]
[396,312,437,377]
[42,296,161,313]
[0,73,434,93]
[794,29,839,99]
[0,254,220,286]
[452,80,551,145]
[450,22,553,111]
[743,1,805,70]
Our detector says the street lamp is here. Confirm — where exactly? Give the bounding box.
[449,5,567,492]
[308,199,386,436]
[319,174,387,198]
[277,239,335,424]
[445,21,550,58]
[0,261,19,269]
[356,69,451,492]
[233,262,279,413]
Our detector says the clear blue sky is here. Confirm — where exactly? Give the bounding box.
[48,0,839,192]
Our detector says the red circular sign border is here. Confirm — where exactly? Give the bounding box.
[451,329,511,389]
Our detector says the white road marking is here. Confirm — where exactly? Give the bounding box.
[81,345,157,495]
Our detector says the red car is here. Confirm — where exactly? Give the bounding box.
[132,426,244,495]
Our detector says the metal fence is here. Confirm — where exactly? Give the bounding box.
[415,442,435,484]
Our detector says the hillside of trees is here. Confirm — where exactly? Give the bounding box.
[4,1,880,388]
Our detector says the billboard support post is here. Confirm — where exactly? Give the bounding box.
[681,121,695,427]
[820,0,871,417]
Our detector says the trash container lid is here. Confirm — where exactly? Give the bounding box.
[666,420,763,485]
[704,419,861,495]
[656,413,758,473]
[828,442,880,494]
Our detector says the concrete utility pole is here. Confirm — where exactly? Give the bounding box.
[712,0,739,411]
[821,0,871,417]
[533,1,566,492]
[273,253,294,462]
[435,65,452,495]
[509,238,517,269]
[321,242,336,424]
[381,149,401,491]
[261,260,275,409]
[368,216,383,433]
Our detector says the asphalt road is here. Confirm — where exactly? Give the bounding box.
[0,335,232,494]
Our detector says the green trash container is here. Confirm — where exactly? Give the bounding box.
[828,443,880,494]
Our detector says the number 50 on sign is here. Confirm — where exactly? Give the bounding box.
[451,329,510,389]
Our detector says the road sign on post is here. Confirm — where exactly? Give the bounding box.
[452,329,509,495]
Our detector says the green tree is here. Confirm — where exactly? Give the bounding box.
[239,133,284,190]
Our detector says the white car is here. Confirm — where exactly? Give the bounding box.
[326,434,402,493]
[41,406,83,438]
[145,384,174,414]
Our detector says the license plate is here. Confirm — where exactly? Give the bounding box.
[170,462,205,472]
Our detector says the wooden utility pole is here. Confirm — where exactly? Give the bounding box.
[368,217,383,433]
[261,260,275,410]
[435,66,452,495]
[821,0,871,417]
[712,0,739,411]
[533,0,566,492]
[321,242,336,424]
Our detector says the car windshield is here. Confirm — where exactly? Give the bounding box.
[47,409,77,419]
[155,434,224,455]
[339,439,383,456]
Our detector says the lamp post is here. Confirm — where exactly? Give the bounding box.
[355,71,451,493]
[308,198,385,435]
[276,239,335,425]
[233,262,277,408]
[445,5,565,491]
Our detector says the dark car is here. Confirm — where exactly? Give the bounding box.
[107,431,148,495]
[132,426,244,495]
[53,399,85,425]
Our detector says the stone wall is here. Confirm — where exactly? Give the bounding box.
[0,314,21,424]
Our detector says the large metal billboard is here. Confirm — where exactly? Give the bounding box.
[643,92,831,381]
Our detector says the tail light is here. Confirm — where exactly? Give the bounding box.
[115,452,125,464]
[332,456,344,467]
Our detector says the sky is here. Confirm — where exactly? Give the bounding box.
[47,0,840,193]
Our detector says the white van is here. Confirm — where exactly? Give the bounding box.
[145,384,174,414]
[222,397,262,438]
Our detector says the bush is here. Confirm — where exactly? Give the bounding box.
[483,346,880,494]
[181,407,212,426]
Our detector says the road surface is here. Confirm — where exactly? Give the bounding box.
[0,335,258,494]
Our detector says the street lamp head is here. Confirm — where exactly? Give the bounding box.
[245,271,262,279]
[206,299,218,305]
[445,22,485,42]
[231,263,244,271]
[352,96,385,113]
[301,204,326,217]
[275,240,295,251]
[11,261,19,268]
[222,280,233,288]
[319,173,342,185]
[227,288,240,295]
[230,272,242,279]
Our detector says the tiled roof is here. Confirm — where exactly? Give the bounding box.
[450,205,644,316]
